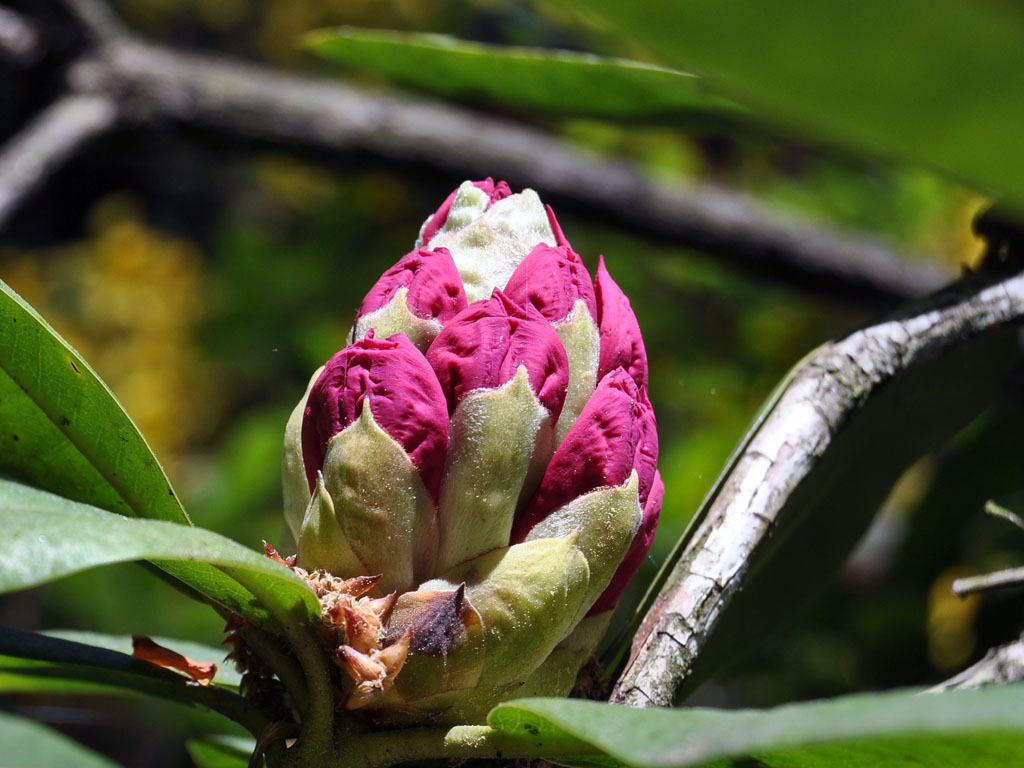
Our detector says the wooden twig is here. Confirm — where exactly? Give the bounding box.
[611,267,1024,707]
[950,501,1024,596]
[953,568,1024,597]
[931,633,1024,691]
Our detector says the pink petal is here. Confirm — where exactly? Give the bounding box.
[356,247,467,326]
[589,471,663,614]
[546,205,572,249]
[512,368,642,541]
[595,256,649,390]
[301,333,449,502]
[426,289,568,419]
[634,386,659,508]
[419,178,513,244]
[474,177,512,204]
[503,243,597,324]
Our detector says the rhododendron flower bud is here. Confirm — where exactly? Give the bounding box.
[281,180,662,725]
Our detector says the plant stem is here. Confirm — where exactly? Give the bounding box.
[240,625,310,714]
[227,571,336,761]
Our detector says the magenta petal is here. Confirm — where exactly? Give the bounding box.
[595,256,649,390]
[419,187,460,245]
[474,177,512,204]
[419,178,512,244]
[504,243,597,324]
[634,387,659,508]
[426,289,568,419]
[301,334,449,502]
[512,368,642,540]
[545,204,572,249]
[356,247,467,326]
[589,471,663,614]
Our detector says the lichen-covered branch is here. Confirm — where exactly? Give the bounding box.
[611,266,1024,707]
[952,567,1024,597]
[0,0,946,303]
[931,633,1024,691]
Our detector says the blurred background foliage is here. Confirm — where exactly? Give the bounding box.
[1,0,1021,766]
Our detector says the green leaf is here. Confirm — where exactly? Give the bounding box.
[43,630,242,688]
[0,626,265,732]
[0,281,309,623]
[187,736,254,768]
[306,28,737,120]
[491,686,1024,767]
[0,710,121,768]
[0,280,187,523]
[568,0,1024,206]
[0,477,319,628]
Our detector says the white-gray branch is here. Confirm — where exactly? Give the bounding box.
[931,633,1024,691]
[611,267,1024,707]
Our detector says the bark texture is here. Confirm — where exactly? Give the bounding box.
[612,266,1024,707]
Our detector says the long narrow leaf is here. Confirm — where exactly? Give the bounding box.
[307,28,738,120]
[43,630,242,688]
[0,626,264,733]
[0,477,319,628]
[491,687,1024,767]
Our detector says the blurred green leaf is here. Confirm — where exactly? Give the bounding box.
[0,627,262,731]
[0,477,319,628]
[0,710,121,768]
[0,279,187,523]
[187,736,254,768]
[306,28,738,120]
[0,278,267,625]
[491,686,1024,767]
[566,0,1024,206]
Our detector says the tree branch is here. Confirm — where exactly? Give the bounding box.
[0,6,40,67]
[0,92,118,229]
[610,265,1024,707]
[952,568,1024,597]
[0,0,947,304]
[931,633,1024,691]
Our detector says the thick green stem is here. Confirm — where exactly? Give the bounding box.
[226,569,336,760]
[239,625,310,714]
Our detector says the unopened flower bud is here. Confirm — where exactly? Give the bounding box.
[281,179,661,724]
